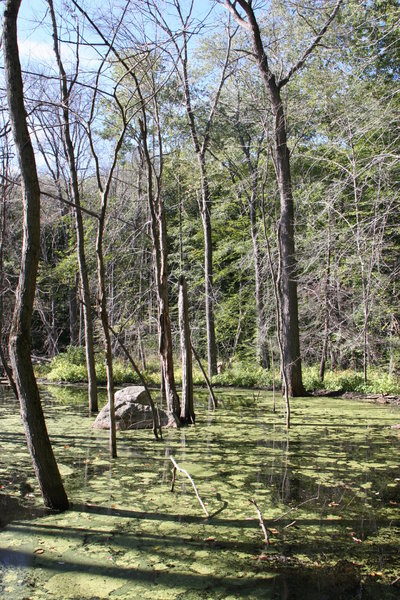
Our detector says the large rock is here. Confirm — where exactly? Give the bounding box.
[93,386,168,431]
[115,385,149,405]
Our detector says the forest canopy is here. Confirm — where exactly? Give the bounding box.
[1,0,399,397]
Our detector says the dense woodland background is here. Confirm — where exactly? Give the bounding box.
[1,0,399,394]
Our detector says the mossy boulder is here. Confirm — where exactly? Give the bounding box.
[93,386,168,431]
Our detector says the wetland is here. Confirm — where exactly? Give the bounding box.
[0,386,399,599]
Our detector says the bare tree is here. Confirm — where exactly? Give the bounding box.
[2,0,68,509]
[222,0,342,395]
[137,59,181,426]
[70,0,182,425]
[0,122,18,396]
[178,275,195,424]
[47,0,99,413]
[148,0,235,377]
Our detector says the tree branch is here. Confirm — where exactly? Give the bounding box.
[279,0,343,88]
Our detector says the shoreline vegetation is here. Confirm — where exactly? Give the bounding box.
[33,347,400,402]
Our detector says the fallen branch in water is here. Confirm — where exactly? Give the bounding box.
[191,343,217,409]
[273,487,320,522]
[249,498,269,546]
[284,520,297,529]
[169,456,209,517]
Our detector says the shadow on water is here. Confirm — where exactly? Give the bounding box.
[0,385,399,598]
[0,493,47,530]
[1,543,399,599]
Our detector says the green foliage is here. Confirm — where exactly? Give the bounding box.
[45,348,140,385]
[302,366,400,395]
[64,346,86,366]
[46,358,88,384]
[212,361,275,389]
[42,350,400,396]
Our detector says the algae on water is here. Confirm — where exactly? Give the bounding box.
[0,386,399,599]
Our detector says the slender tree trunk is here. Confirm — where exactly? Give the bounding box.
[137,326,146,372]
[319,217,332,382]
[178,275,195,424]
[249,183,270,369]
[199,164,217,378]
[97,220,117,458]
[157,199,181,423]
[139,120,181,426]
[47,0,98,414]
[262,203,291,428]
[69,275,78,346]
[3,0,68,510]
[235,112,270,369]
[0,157,17,396]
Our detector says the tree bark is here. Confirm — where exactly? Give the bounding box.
[319,218,332,382]
[178,275,195,424]
[156,199,181,424]
[238,126,270,369]
[3,0,68,510]
[138,120,181,426]
[269,81,305,396]
[97,218,117,457]
[199,166,217,378]
[249,189,269,368]
[69,275,78,346]
[47,0,98,414]
[225,0,305,395]
[0,151,17,397]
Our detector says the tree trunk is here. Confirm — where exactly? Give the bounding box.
[249,183,270,369]
[3,0,68,510]
[319,221,332,382]
[139,120,181,426]
[69,275,78,346]
[269,82,305,396]
[97,223,117,458]
[0,153,17,397]
[178,275,195,424]
[157,199,181,424]
[47,0,98,414]
[199,169,217,378]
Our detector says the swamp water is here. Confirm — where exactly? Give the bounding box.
[0,386,399,599]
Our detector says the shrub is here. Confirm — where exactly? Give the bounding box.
[303,366,400,395]
[45,348,140,385]
[212,361,275,388]
[42,348,400,396]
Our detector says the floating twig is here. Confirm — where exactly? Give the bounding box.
[170,456,209,517]
[249,498,269,546]
[274,487,320,522]
[284,520,297,529]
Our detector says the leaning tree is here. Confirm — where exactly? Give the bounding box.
[2,0,68,510]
